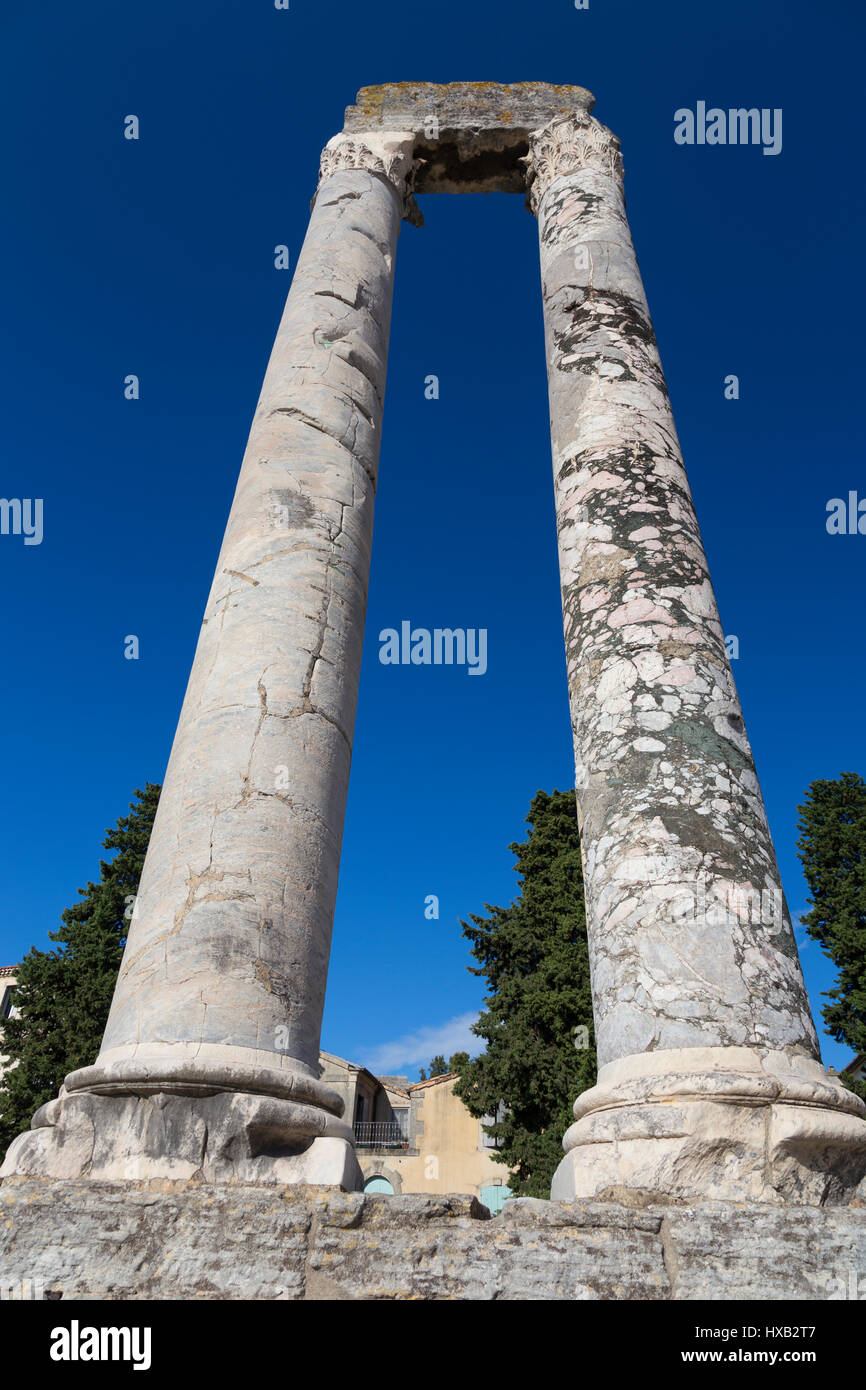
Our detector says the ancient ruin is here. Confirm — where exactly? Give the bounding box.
[3,84,865,1238]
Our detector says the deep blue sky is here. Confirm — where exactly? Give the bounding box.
[1,0,863,1076]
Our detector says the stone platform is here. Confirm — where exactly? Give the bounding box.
[1,1178,864,1300]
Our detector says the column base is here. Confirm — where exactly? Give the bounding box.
[0,1047,362,1191]
[551,1047,866,1206]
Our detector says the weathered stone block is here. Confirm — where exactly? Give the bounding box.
[344,82,595,193]
[2,1179,863,1301]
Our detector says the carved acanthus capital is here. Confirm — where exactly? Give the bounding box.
[317,131,424,226]
[522,113,623,215]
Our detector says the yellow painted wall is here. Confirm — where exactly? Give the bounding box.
[359,1076,511,1199]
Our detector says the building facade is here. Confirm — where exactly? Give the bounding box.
[0,967,18,1078]
[843,1055,866,1086]
[319,1053,512,1211]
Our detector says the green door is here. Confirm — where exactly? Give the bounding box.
[480,1183,512,1214]
[364,1176,394,1195]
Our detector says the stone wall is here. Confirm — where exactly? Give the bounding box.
[1,1178,864,1300]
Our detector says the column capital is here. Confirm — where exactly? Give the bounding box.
[522,112,622,215]
[317,130,424,226]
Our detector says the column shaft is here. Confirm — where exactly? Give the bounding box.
[96,166,399,1083]
[528,113,866,1203]
[3,156,410,1187]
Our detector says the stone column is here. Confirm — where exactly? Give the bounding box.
[2,130,418,1189]
[526,113,866,1204]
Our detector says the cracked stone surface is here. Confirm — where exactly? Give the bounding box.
[100,163,402,1075]
[343,82,595,195]
[528,109,866,1200]
[532,111,822,1065]
[2,154,410,1186]
[1,1179,864,1300]
[7,83,864,1207]
[1,1090,360,1187]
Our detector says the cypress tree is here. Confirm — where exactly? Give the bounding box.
[453,789,596,1197]
[796,772,866,1102]
[0,783,160,1154]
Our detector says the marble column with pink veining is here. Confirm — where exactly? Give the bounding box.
[526,111,866,1204]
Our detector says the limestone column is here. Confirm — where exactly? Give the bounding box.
[526,113,866,1203]
[2,130,419,1188]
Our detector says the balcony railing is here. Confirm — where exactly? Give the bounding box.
[354,1121,408,1149]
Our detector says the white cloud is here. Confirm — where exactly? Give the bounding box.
[361,1012,480,1073]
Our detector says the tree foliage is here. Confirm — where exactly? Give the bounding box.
[796,772,866,1102]
[420,1051,468,1082]
[453,789,596,1197]
[0,784,161,1155]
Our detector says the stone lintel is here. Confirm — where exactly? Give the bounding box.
[343,82,596,193]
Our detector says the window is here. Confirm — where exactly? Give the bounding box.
[0,987,15,1021]
[479,1100,507,1149]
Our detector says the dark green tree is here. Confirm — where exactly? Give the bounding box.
[796,772,866,1102]
[453,789,596,1197]
[0,784,161,1155]
[421,1051,469,1082]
